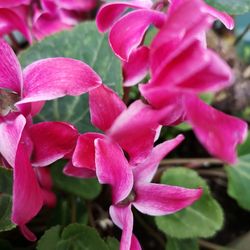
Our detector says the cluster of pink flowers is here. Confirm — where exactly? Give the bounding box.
[0,0,97,42]
[0,0,248,249]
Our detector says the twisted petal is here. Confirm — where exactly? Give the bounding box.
[133,183,202,216]
[89,85,126,132]
[133,134,184,183]
[96,0,152,32]
[0,0,30,7]
[185,95,248,164]
[123,46,149,87]
[29,122,79,167]
[18,58,101,104]
[108,100,161,164]
[0,114,26,166]
[109,9,165,61]
[63,161,96,178]
[12,141,43,241]
[0,39,22,93]
[110,205,141,250]
[95,138,133,204]
[72,132,106,170]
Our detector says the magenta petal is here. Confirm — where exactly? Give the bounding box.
[0,39,22,93]
[0,114,26,166]
[185,95,248,164]
[123,46,149,87]
[89,85,126,132]
[63,161,96,178]
[20,225,37,242]
[133,183,202,216]
[72,132,106,170]
[0,0,30,7]
[108,100,161,164]
[95,139,133,204]
[96,0,152,32]
[58,0,97,11]
[12,142,43,237]
[110,205,141,250]
[0,9,32,43]
[133,134,184,183]
[109,9,165,61]
[18,58,102,104]
[29,122,79,167]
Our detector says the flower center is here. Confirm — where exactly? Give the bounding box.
[0,88,20,116]
[119,190,136,206]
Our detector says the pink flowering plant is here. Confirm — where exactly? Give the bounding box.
[0,0,250,249]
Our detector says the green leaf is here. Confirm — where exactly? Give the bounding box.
[0,195,15,232]
[19,21,123,133]
[56,224,109,250]
[226,154,250,211]
[205,0,250,15]
[51,162,101,200]
[166,238,199,250]
[0,168,15,232]
[238,132,250,156]
[106,237,120,250]
[37,225,61,250]
[155,167,224,239]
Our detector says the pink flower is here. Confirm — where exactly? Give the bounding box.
[0,39,101,239]
[95,136,202,250]
[139,0,247,163]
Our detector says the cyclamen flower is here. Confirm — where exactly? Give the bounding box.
[0,39,101,239]
[139,0,248,164]
[95,137,202,250]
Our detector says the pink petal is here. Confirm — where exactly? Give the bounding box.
[18,58,101,104]
[34,167,53,190]
[0,39,22,93]
[108,100,161,164]
[133,183,202,216]
[30,101,45,116]
[0,114,26,166]
[72,132,106,170]
[185,95,248,164]
[12,141,43,240]
[89,85,126,132]
[29,122,79,167]
[32,10,71,40]
[57,0,97,11]
[109,9,165,61]
[133,134,184,183]
[63,161,96,178]
[0,9,32,43]
[20,225,36,242]
[96,0,152,32]
[0,0,30,7]
[123,46,149,87]
[110,205,142,250]
[95,139,133,204]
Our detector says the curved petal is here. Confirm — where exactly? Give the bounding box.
[96,0,152,32]
[133,183,202,216]
[89,85,126,132]
[110,205,141,250]
[133,134,184,183]
[72,132,106,170]
[0,114,26,166]
[29,122,79,167]
[185,95,248,164]
[63,161,96,178]
[123,46,149,87]
[18,58,102,104]
[57,0,97,11]
[108,100,164,164]
[0,9,32,43]
[95,138,133,204]
[0,39,22,94]
[109,9,165,61]
[30,101,45,116]
[12,141,43,241]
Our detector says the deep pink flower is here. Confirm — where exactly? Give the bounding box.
[95,136,202,250]
[0,39,101,239]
